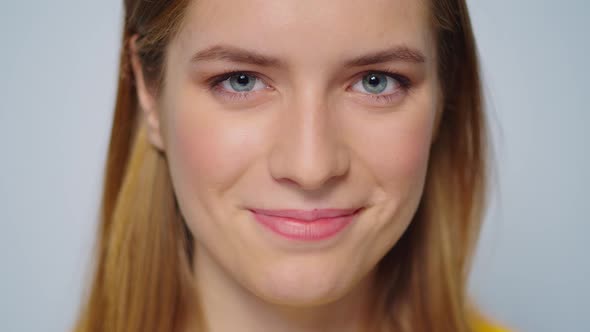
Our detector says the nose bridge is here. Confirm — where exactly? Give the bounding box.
[269,87,349,191]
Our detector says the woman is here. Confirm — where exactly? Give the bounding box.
[74,0,508,331]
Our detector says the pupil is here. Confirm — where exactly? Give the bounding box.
[237,74,250,85]
[368,75,380,86]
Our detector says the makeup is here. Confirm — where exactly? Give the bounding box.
[249,208,362,241]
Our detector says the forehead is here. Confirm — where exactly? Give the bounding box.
[174,0,433,66]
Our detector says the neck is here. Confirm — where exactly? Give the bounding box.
[183,245,377,332]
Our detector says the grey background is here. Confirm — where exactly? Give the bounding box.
[0,0,588,331]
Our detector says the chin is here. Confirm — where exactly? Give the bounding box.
[245,258,360,307]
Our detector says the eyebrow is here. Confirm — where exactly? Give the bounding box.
[189,45,426,68]
[346,46,426,66]
[190,45,284,67]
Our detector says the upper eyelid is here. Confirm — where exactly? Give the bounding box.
[211,73,276,95]
[353,70,409,83]
[209,71,272,86]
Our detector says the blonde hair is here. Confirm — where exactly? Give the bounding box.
[74,0,489,331]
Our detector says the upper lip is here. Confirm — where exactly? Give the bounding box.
[249,207,362,221]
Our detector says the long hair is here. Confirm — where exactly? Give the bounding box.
[73,0,489,331]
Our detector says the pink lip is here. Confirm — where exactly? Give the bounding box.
[249,208,362,241]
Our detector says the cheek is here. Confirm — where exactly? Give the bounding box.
[344,100,436,265]
[172,113,235,187]
[349,108,435,194]
[162,94,269,251]
[166,104,259,197]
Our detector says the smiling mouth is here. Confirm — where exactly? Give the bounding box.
[248,207,362,221]
[248,207,363,241]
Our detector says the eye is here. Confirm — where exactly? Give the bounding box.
[218,73,267,93]
[351,72,404,95]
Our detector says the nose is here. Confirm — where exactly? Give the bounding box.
[268,95,350,192]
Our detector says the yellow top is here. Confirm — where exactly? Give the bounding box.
[472,316,512,332]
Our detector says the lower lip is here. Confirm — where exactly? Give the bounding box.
[250,210,360,241]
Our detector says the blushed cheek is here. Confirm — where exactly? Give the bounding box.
[389,121,432,178]
[165,105,257,201]
[353,109,435,199]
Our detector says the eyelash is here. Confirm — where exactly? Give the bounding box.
[206,71,269,102]
[206,69,412,104]
[354,70,412,104]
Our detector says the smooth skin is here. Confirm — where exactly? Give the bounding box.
[131,0,441,331]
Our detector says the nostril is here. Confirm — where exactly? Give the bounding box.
[270,152,351,192]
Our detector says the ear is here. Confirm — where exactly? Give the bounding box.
[128,34,165,151]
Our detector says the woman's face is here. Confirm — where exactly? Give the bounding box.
[141,0,439,305]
